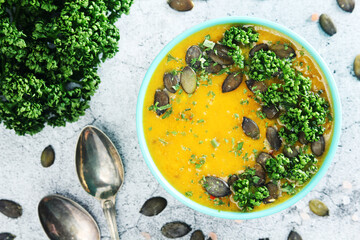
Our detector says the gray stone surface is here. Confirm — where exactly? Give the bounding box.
[1,0,360,239]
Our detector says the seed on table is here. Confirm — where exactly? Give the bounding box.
[309,199,329,216]
[139,197,167,217]
[354,54,360,80]
[41,145,55,168]
[288,230,302,240]
[168,0,194,11]
[337,0,355,12]
[0,233,16,240]
[319,14,337,36]
[0,200,22,219]
[161,221,192,238]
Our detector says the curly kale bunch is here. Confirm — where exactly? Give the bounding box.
[0,0,133,135]
[232,168,269,212]
[222,26,259,69]
[265,152,318,185]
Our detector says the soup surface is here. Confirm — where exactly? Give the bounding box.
[143,24,334,212]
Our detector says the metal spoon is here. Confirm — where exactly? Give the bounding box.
[75,125,124,240]
[38,194,100,240]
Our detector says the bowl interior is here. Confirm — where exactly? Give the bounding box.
[136,17,341,219]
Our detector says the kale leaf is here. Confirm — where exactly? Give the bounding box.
[0,0,133,135]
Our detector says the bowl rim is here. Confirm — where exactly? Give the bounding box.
[136,16,342,219]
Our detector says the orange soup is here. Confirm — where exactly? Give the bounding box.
[143,24,334,212]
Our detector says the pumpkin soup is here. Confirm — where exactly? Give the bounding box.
[143,24,334,212]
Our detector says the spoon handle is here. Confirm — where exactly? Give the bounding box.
[102,198,120,240]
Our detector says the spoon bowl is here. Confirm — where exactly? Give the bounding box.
[38,194,100,240]
[76,125,124,240]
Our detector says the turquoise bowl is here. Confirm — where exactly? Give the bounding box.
[136,17,341,219]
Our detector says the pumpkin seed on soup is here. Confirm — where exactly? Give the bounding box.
[309,199,329,216]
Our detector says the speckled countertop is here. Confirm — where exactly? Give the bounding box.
[1,0,360,239]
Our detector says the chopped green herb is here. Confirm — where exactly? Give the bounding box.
[158,138,168,145]
[185,191,193,197]
[211,138,220,148]
[167,54,178,62]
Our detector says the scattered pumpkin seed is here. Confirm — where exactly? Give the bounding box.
[161,221,192,238]
[190,230,205,240]
[41,145,55,168]
[354,54,360,80]
[266,126,282,150]
[337,0,355,12]
[0,200,22,219]
[319,14,337,36]
[203,176,231,198]
[309,199,329,216]
[139,197,167,217]
[288,230,302,240]
[168,0,194,12]
[311,135,325,157]
[181,66,197,94]
[222,72,243,93]
[0,233,16,240]
[242,117,260,139]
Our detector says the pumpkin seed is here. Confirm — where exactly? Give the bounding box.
[242,117,260,139]
[163,73,179,93]
[41,145,55,168]
[208,44,234,65]
[262,105,279,119]
[298,132,308,145]
[311,135,325,157]
[354,54,360,79]
[270,44,296,59]
[204,176,231,198]
[337,0,355,12]
[264,183,279,203]
[222,72,243,93]
[283,145,298,158]
[0,200,22,219]
[254,163,266,187]
[309,199,329,216]
[168,0,194,11]
[0,233,16,240]
[205,62,222,74]
[288,230,302,240]
[227,174,239,187]
[190,230,205,240]
[180,66,197,94]
[139,196,167,217]
[245,79,267,93]
[266,126,282,150]
[161,221,192,238]
[249,43,269,58]
[256,152,272,169]
[319,14,337,36]
[154,89,170,116]
[186,45,202,69]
